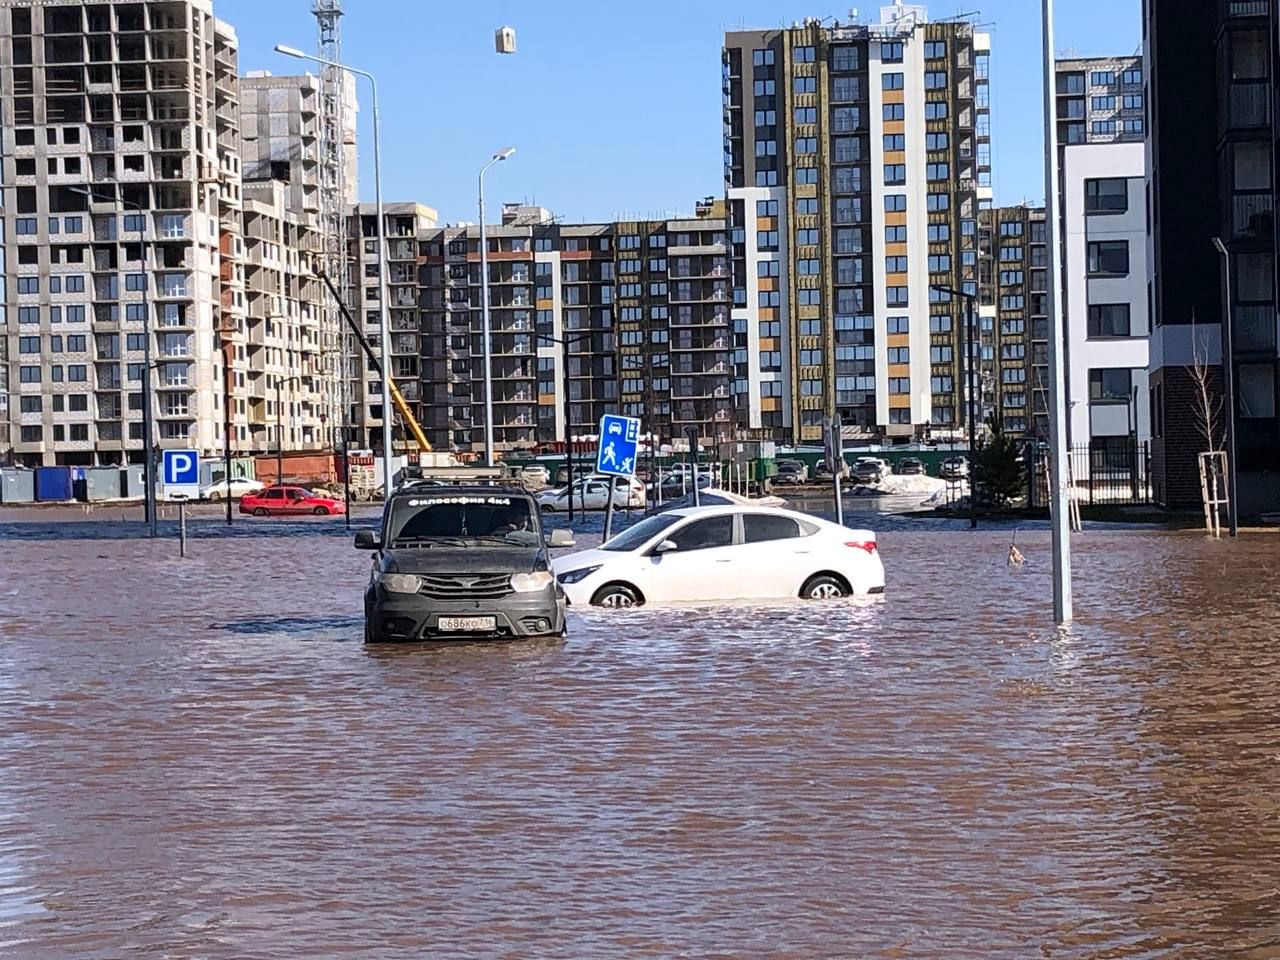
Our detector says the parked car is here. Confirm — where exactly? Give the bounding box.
[940,456,970,481]
[813,461,848,482]
[538,475,645,512]
[648,471,713,499]
[852,458,891,485]
[555,464,595,485]
[553,505,885,607]
[239,485,347,517]
[355,478,574,642]
[200,476,265,501]
[897,457,926,476]
[520,464,551,487]
[774,460,809,486]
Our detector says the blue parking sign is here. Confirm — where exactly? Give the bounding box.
[162,448,200,501]
[596,415,641,478]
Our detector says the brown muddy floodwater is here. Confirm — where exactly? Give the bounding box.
[1,512,1279,959]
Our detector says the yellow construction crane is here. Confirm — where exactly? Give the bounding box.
[315,268,432,453]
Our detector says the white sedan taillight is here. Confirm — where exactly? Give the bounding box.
[845,540,878,554]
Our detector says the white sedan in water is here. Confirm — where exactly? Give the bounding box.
[199,477,265,501]
[552,505,885,607]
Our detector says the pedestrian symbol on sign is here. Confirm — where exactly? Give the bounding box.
[595,415,640,479]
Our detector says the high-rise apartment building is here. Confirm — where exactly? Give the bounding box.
[723,4,992,445]
[1055,56,1146,147]
[0,0,246,466]
[1145,0,1278,512]
[983,204,1047,439]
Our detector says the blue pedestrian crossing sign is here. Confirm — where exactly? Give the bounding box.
[162,448,200,501]
[595,414,641,478]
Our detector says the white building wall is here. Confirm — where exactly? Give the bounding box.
[1063,141,1151,445]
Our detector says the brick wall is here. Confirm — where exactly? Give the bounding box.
[1151,364,1224,508]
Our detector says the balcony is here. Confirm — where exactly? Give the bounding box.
[1235,303,1277,353]
[1222,83,1270,134]
[1231,193,1274,240]
[1223,0,1269,16]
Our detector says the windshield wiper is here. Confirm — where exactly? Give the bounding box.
[391,536,472,548]
[470,535,529,545]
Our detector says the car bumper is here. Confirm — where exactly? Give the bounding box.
[365,587,566,641]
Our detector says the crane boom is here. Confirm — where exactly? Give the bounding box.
[315,269,433,453]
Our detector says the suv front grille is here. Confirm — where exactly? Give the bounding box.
[417,574,513,600]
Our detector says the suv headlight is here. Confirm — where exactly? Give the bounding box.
[379,573,422,594]
[556,565,601,585]
[510,571,554,593]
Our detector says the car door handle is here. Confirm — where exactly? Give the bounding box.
[715,558,732,563]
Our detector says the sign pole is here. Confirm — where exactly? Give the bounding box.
[178,498,188,558]
[602,477,617,542]
[831,415,845,527]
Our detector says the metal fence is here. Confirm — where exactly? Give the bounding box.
[1029,440,1152,507]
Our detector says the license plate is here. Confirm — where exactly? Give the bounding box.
[437,616,496,632]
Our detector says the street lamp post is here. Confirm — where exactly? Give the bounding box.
[274,44,394,497]
[931,284,978,530]
[71,185,156,537]
[1212,237,1240,538]
[478,148,516,466]
[537,329,601,521]
[275,374,302,484]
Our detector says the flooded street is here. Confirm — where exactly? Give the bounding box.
[2,512,1279,958]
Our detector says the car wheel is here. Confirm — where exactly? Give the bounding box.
[312,506,329,516]
[364,619,388,644]
[209,491,223,502]
[590,583,643,608]
[801,574,850,601]
[253,507,269,517]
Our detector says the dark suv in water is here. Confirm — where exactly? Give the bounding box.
[355,473,574,642]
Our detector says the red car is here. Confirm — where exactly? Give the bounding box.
[239,485,346,517]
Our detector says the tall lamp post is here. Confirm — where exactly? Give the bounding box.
[931,284,978,530]
[275,44,394,497]
[1212,237,1240,538]
[537,328,603,521]
[478,147,517,466]
[71,185,156,537]
[275,374,302,484]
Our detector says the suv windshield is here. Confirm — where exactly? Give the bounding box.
[386,494,541,547]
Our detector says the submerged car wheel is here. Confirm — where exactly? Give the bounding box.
[253,507,269,517]
[801,574,850,601]
[312,506,329,516]
[590,583,643,608]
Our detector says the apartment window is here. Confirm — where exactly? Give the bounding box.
[793,76,816,94]
[752,49,775,66]
[927,224,951,242]
[885,255,909,273]
[1087,241,1129,276]
[1000,270,1025,285]
[1092,95,1117,111]
[832,46,859,71]
[1087,303,1131,338]
[1240,364,1277,418]
[648,234,666,249]
[930,345,953,363]
[926,133,949,151]
[1092,120,1117,136]
[832,106,860,132]
[930,315,953,333]
[924,71,948,90]
[17,277,39,295]
[833,137,862,163]
[882,72,904,91]
[1085,178,1128,214]
[65,275,85,293]
[927,193,949,212]
[928,254,951,272]
[755,169,779,187]
[884,194,907,213]
[882,103,905,121]
[754,79,776,96]
[15,218,38,235]
[795,107,817,123]
[794,46,815,63]
[754,109,777,126]
[931,376,953,393]
[884,133,906,152]
[926,163,950,181]
[1123,93,1143,110]
[835,228,863,253]
[757,260,780,277]
[888,378,911,395]
[758,291,781,308]
[757,231,779,251]
[1122,118,1143,135]
[797,289,822,306]
[885,225,907,243]
[886,287,909,307]
[794,137,817,155]
[797,259,820,276]
[20,426,42,444]
[835,166,862,193]
[125,273,147,291]
[888,316,909,334]
[999,246,1023,261]
[756,139,778,157]
[834,198,861,223]
[832,76,859,101]
[755,199,780,219]
[796,167,819,185]
[1000,295,1025,310]
[924,40,947,59]
[1089,368,1132,402]
[881,41,904,63]
[1091,70,1116,86]
[884,164,906,185]
[887,346,910,363]
[925,102,949,121]
[796,228,819,245]
[18,336,40,354]
[836,258,862,284]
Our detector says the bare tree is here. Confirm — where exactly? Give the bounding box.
[1188,311,1223,453]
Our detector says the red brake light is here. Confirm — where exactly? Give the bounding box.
[845,540,878,554]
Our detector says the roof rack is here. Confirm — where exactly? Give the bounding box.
[395,465,525,490]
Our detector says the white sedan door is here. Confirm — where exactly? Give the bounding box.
[735,512,816,598]
[643,514,740,602]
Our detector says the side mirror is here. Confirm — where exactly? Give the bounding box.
[655,539,678,554]
[354,530,381,550]
[548,528,575,548]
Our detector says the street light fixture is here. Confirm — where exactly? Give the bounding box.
[274,43,394,497]
[479,147,516,466]
[70,184,157,538]
[931,283,979,530]
[1212,236,1240,537]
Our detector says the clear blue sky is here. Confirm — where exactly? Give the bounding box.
[219,0,1141,223]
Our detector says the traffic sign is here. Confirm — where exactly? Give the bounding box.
[595,414,640,478]
[162,448,200,502]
